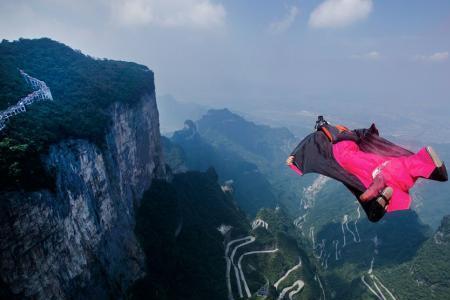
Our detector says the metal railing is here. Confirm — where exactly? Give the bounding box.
[0,70,53,131]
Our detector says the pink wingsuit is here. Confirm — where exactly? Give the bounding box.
[332,141,436,212]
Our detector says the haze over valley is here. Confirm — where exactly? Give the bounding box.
[1,1,450,299]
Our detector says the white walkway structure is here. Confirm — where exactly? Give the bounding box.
[251,218,268,230]
[0,70,53,131]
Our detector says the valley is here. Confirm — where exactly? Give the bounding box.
[1,38,449,300]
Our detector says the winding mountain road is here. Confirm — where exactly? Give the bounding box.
[238,248,279,298]
[361,275,384,300]
[361,255,396,300]
[274,259,302,289]
[225,236,255,300]
[288,280,305,300]
[230,237,257,298]
[354,206,361,242]
[277,280,305,300]
[343,214,358,243]
[373,275,396,300]
[315,273,326,300]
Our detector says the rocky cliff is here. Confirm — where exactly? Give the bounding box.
[0,92,165,299]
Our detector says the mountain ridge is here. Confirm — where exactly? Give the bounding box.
[0,38,165,299]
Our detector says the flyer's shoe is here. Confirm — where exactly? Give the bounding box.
[366,186,393,222]
[375,186,393,210]
[426,146,448,182]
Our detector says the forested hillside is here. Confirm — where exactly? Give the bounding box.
[0,38,154,190]
[130,170,321,300]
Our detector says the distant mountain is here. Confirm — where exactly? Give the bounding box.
[196,109,315,213]
[194,109,318,215]
[157,94,208,135]
[166,119,279,215]
[164,108,319,216]
[196,108,294,168]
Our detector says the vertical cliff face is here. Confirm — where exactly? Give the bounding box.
[0,93,165,299]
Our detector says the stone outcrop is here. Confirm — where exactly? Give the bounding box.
[0,92,165,299]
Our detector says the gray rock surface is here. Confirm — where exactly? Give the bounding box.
[0,92,165,299]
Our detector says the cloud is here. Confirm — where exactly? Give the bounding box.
[309,0,372,29]
[268,6,299,34]
[414,52,448,62]
[109,0,226,29]
[352,51,380,60]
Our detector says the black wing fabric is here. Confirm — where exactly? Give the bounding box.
[354,124,413,157]
[290,131,366,193]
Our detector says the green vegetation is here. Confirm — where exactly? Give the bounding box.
[131,168,322,300]
[130,169,249,300]
[247,208,321,300]
[377,215,450,299]
[0,38,154,190]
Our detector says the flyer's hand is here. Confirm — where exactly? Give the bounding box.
[286,156,295,166]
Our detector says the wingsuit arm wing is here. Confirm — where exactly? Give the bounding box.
[289,134,313,176]
[290,132,329,175]
[289,130,367,192]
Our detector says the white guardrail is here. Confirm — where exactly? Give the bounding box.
[0,70,53,131]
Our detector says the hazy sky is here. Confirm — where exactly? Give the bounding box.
[1,0,449,123]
